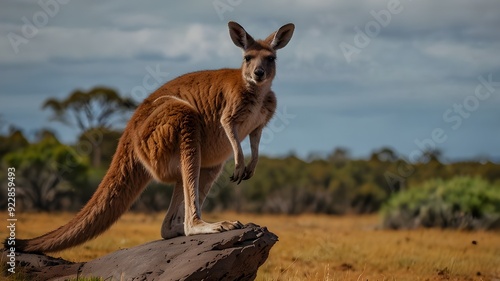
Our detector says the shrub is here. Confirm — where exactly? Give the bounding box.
[381,176,500,230]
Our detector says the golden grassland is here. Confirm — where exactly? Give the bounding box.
[2,212,500,280]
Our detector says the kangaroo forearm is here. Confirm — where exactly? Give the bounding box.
[249,127,263,163]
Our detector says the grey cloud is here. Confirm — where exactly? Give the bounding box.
[1,0,499,160]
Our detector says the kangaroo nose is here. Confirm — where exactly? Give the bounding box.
[254,68,265,78]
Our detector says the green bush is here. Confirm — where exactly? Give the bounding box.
[381,176,500,230]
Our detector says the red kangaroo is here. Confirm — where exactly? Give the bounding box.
[11,21,295,253]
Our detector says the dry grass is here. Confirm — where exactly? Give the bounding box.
[4,212,500,280]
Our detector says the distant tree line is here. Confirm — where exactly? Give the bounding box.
[1,87,499,214]
[203,152,500,215]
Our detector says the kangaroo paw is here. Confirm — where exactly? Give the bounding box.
[185,220,244,236]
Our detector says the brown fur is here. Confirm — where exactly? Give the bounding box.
[10,21,294,253]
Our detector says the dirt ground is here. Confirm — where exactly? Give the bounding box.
[4,212,500,280]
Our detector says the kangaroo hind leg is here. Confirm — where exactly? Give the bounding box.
[161,164,226,239]
[178,112,243,236]
[161,179,185,239]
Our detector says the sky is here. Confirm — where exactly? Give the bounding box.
[1,0,499,162]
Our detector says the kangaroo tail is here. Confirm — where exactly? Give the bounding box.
[8,131,151,253]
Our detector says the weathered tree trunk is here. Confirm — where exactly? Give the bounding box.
[3,224,277,281]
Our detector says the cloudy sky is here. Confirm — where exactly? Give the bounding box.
[1,0,499,161]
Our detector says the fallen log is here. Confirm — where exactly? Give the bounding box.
[2,224,277,281]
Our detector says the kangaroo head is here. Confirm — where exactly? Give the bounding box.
[228,21,294,87]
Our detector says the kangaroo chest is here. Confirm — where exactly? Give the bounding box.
[232,93,271,140]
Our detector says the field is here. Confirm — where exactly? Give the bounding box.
[3,212,500,280]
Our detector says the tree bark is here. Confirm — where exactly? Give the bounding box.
[3,224,277,281]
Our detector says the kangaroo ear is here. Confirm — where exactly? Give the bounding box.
[228,21,255,50]
[265,23,295,50]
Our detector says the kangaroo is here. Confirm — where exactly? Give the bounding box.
[9,21,294,253]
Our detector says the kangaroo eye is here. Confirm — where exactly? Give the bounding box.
[267,56,276,62]
[244,55,252,62]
